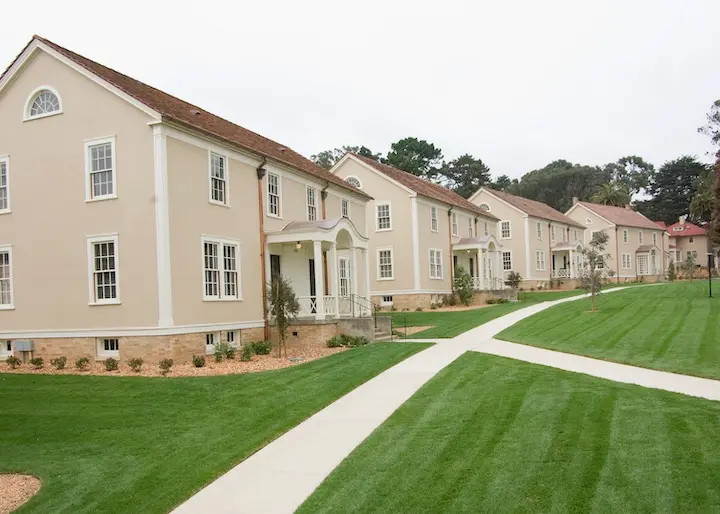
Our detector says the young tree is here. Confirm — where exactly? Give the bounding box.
[453,265,474,306]
[667,260,677,282]
[698,100,720,244]
[505,271,523,300]
[684,253,697,282]
[266,275,300,358]
[579,231,612,312]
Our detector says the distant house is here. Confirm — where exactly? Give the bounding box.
[663,216,713,266]
[469,188,586,288]
[565,200,666,281]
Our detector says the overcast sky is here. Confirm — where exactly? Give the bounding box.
[3,0,719,178]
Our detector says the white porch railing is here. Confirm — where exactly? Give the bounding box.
[471,276,506,290]
[552,268,572,279]
[297,295,372,318]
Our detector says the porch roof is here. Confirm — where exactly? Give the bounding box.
[551,241,583,251]
[266,217,369,248]
[453,235,502,251]
[636,244,660,253]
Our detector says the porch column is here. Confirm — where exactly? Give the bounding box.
[363,248,371,313]
[313,240,325,320]
[496,251,502,288]
[329,242,339,318]
[569,248,574,279]
[350,246,358,297]
[480,249,486,290]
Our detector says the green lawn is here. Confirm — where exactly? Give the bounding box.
[0,343,429,514]
[299,352,720,513]
[498,280,720,379]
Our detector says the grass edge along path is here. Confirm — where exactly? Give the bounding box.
[299,352,720,513]
[0,343,430,514]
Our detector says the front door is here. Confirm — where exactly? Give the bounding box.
[339,258,350,297]
[270,254,281,280]
[469,257,475,278]
[309,259,317,313]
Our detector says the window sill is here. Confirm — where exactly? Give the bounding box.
[376,277,395,281]
[0,209,11,215]
[96,353,119,360]
[429,277,444,280]
[0,305,15,310]
[23,110,63,122]
[267,213,283,220]
[209,200,231,208]
[203,297,243,302]
[376,228,393,233]
[89,300,121,306]
[86,195,118,203]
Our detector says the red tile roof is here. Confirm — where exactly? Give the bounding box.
[483,188,585,227]
[350,154,497,219]
[576,201,661,230]
[19,36,370,199]
[655,221,667,229]
[665,220,707,237]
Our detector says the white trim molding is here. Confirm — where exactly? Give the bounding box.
[0,155,10,215]
[208,150,230,208]
[330,154,416,195]
[0,244,14,310]
[411,197,421,289]
[375,201,392,232]
[86,233,121,306]
[23,85,63,121]
[376,247,395,281]
[370,289,453,296]
[201,235,243,302]
[153,125,174,326]
[84,135,117,202]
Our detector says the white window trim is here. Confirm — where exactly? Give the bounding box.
[376,202,392,232]
[23,85,63,122]
[201,236,243,302]
[376,247,395,281]
[84,136,117,202]
[267,171,282,218]
[537,222,542,240]
[639,231,644,244]
[623,229,628,243]
[86,234,121,306]
[468,217,474,237]
[429,248,443,279]
[306,185,318,221]
[0,341,12,357]
[205,332,220,355]
[97,338,120,358]
[622,253,632,269]
[535,250,546,271]
[502,251,513,271]
[0,155,10,214]
[430,206,439,232]
[0,244,14,310]
[550,224,556,242]
[479,203,491,212]
[341,198,350,218]
[451,212,458,236]
[500,220,512,239]
[345,175,362,189]
[208,151,230,207]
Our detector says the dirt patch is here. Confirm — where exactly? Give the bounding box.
[429,304,492,312]
[396,326,435,336]
[0,345,347,378]
[0,474,41,514]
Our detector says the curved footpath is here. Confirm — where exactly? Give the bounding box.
[172,285,720,514]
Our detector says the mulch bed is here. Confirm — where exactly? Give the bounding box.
[0,474,41,514]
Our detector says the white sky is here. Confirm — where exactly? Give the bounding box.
[2,0,719,178]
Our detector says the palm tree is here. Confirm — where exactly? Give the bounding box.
[590,183,631,207]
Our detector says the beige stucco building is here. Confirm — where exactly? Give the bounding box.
[331,154,501,309]
[661,217,714,266]
[468,188,586,288]
[565,200,667,281]
[0,36,373,364]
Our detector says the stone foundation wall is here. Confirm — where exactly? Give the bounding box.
[269,322,338,348]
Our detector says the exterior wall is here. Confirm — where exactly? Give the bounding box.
[417,198,453,292]
[324,189,367,236]
[333,158,414,293]
[0,49,158,332]
[166,137,264,326]
[674,235,712,262]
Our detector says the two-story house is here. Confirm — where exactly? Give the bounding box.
[565,200,666,281]
[468,188,586,288]
[662,216,714,267]
[0,36,373,365]
[331,154,500,309]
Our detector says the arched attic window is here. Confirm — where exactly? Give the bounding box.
[479,203,491,212]
[345,176,362,189]
[25,87,62,120]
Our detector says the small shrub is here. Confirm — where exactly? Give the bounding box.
[75,357,90,371]
[327,334,370,348]
[192,354,206,368]
[240,344,253,361]
[415,307,423,312]
[347,336,370,348]
[127,357,143,373]
[226,345,237,360]
[6,356,20,369]
[159,358,174,376]
[30,357,44,369]
[530,287,536,292]
[486,298,496,305]
[430,303,437,310]
[327,336,344,348]
[250,341,272,355]
[103,357,119,372]
[496,298,509,304]
[51,356,67,370]
[390,305,397,312]
[453,265,474,306]
[446,294,457,306]
[214,342,229,362]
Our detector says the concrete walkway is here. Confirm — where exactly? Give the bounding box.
[172,285,719,513]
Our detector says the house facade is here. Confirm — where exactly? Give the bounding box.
[565,200,666,281]
[0,36,373,364]
[468,188,586,288]
[663,216,713,266]
[331,154,500,309]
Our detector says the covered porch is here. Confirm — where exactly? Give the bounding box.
[636,245,661,276]
[453,236,506,290]
[265,218,372,320]
[551,242,584,279]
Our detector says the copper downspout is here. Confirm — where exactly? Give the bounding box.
[256,158,270,341]
[548,222,552,283]
[321,184,329,295]
[448,207,454,288]
[615,227,621,283]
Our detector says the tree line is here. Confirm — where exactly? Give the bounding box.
[312,103,719,226]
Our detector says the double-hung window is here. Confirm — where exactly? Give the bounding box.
[537,222,542,240]
[468,217,474,237]
[306,186,317,221]
[267,172,280,216]
[451,212,458,236]
[535,250,546,271]
[203,237,241,300]
[429,249,443,279]
[652,233,657,246]
[573,229,578,242]
[550,225,556,241]
[501,221,511,239]
[430,206,438,232]
[377,249,394,280]
[98,338,119,357]
[205,333,219,355]
[0,157,9,213]
[210,152,227,205]
[341,198,349,218]
[85,136,116,201]
[622,253,631,269]
[87,235,119,304]
[484,222,489,236]
[623,229,628,243]
[502,251,512,271]
[0,245,13,308]
[376,203,391,231]
[638,231,644,244]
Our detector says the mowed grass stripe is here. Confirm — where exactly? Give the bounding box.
[299,353,720,513]
[497,281,720,379]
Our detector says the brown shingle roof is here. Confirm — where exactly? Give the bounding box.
[576,201,661,230]
[23,36,370,199]
[350,154,497,219]
[482,188,584,228]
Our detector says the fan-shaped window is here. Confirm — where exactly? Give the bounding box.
[345,176,362,189]
[25,87,62,120]
[479,203,491,212]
